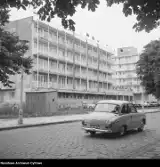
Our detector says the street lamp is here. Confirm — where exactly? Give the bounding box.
[18,65,24,125]
[141,87,145,112]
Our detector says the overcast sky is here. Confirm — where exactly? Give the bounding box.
[9,0,160,53]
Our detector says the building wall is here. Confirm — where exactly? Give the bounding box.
[112,47,155,103]
[0,17,133,103]
[30,19,114,94]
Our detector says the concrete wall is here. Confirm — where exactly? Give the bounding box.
[4,17,34,102]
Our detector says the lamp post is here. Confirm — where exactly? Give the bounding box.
[18,65,24,125]
[141,87,145,112]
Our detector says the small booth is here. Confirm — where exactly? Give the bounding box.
[26,90,58,116]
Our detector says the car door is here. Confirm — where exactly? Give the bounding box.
[128,103,140,129]
[120,104,132,130]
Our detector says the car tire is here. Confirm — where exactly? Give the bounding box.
[119,126,126,136]
[137,121,145,132]
[90,131,96,136]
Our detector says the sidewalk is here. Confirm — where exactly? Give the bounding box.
[0,108,159,131]
[0,114,87,131]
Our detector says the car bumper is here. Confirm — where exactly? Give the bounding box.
[82,127,112,133]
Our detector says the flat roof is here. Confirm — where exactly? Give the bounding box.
[97,100,129,105]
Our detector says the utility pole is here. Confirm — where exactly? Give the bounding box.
[97,42,100,92]
[141,87,145,112]
[72,31,76,90]
[18,65,24,125]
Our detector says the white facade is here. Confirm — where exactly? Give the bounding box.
[112,47,155,103]
[0,17,133,103]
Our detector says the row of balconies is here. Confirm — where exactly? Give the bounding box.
[113,73,138,79]
[33,49,112,73]
[114,67,136,72]
[115,81,141,85]
[33,35,113,63]
[33,70,113,84]
[33,65,114,83]
[33,62,112,78]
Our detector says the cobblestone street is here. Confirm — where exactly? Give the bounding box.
[0,112,160,159]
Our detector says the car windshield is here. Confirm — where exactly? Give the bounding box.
[94,103,120,113]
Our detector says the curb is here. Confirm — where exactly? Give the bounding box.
[0,119,82,132]
[0,111,160,132]
[145,111,160,114]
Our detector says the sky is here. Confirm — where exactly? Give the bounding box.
[9,0,160,53]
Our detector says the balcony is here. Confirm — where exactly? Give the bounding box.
[75,59,81,65]
[66,43,73,50]
[81,61,87,67]
[74,46,81,53]
[89,76,97,81]
[65,57,73,63]
[80,48,86,55]
[65,85,73,90]
[58,55,65,62]
[49,68,58,74]
[88,63,95,69]
[48,51,58,59]
[65,71,73,76]
[81,73,87,79]
[58,70,65,75]
[88,88,97,92]
[75,73,81,78]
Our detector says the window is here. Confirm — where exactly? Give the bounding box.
[121,104,130,114]
[128,104,137,113]
[94,103,119,112]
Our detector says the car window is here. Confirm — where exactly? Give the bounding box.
[94,103,120,113]
[121,104,129,114]
[128,103,137,113]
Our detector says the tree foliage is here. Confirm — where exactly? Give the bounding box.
[1,0,160,32]
[0,6,32,87]
[136,40,160,99]
[106,0,160,33]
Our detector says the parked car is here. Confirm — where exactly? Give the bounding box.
[148,101,160,108]
[143,102,150,108]
[82,102,96,109]
[133,103,142,109]
[82,100,146,136]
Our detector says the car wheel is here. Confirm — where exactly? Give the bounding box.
[90,131,96,136]
[119,126,126,136]
[138,121,145,132]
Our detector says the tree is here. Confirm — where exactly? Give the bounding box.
[0,6,32,87]
[1,0,160,32]
[106,0,160,33]
[136,39,160,99]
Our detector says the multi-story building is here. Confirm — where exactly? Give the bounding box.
[0,16,133,103]
[112,46,155,103]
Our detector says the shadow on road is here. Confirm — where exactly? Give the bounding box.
[84,129,148,140]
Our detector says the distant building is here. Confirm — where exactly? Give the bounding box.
[112,46,156,103]
[0,16,133,103]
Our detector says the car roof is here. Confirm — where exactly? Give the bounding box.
[97,100,129,105]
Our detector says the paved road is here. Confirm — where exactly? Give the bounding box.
[0,112,160,159]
